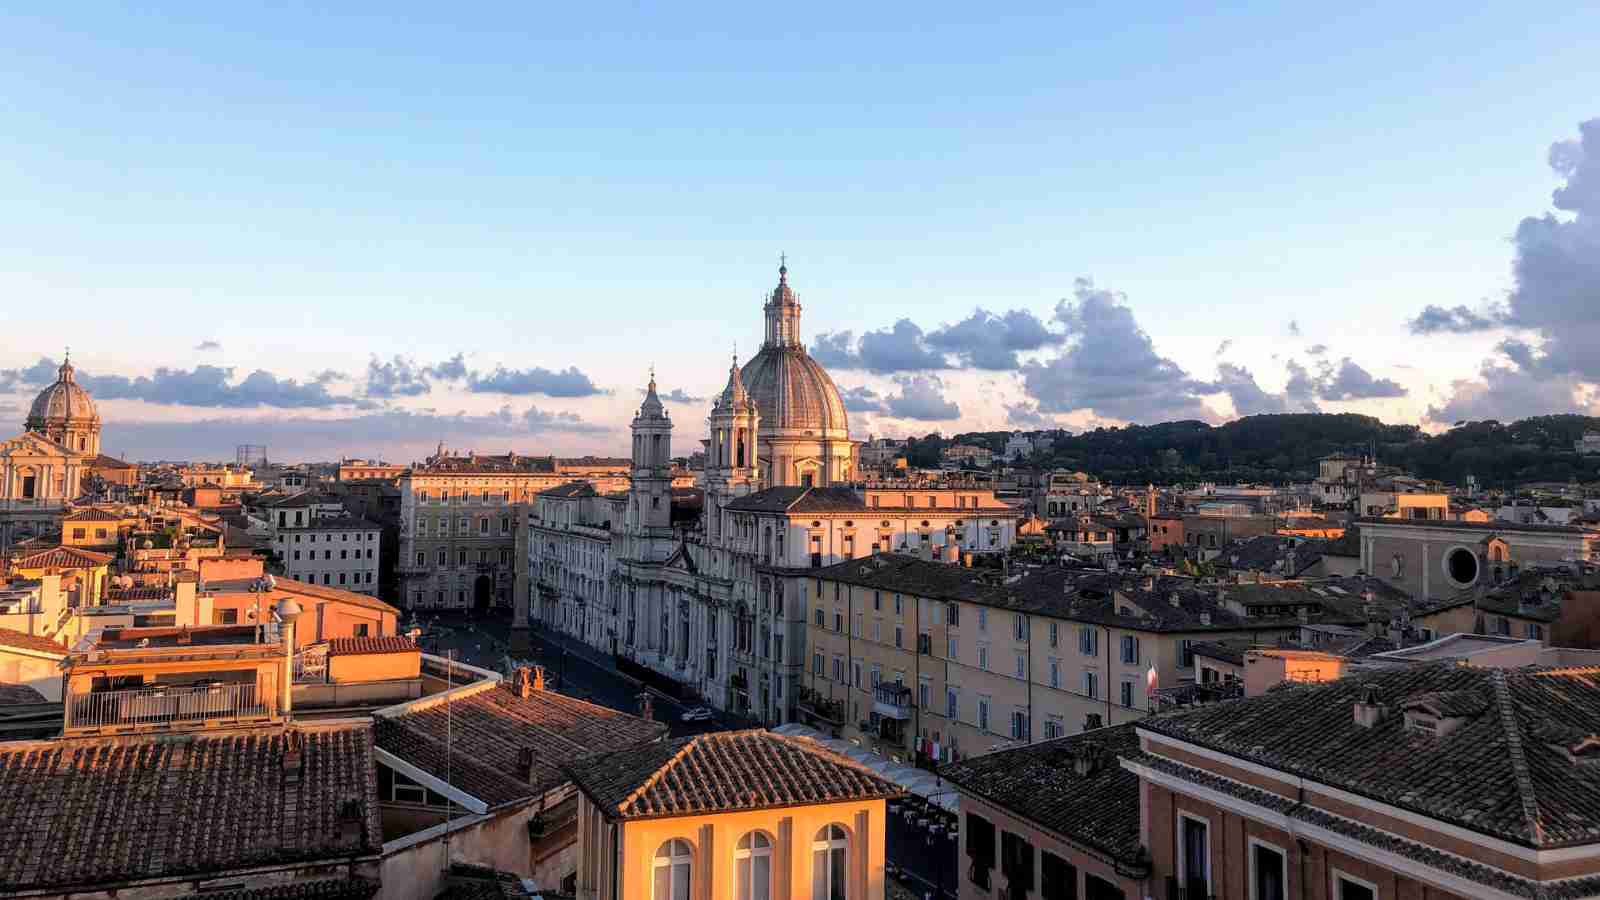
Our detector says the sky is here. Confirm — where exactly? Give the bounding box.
[2,3,1597,462]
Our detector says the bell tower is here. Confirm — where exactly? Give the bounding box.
[627,370,674,561]
[704,354,760,543]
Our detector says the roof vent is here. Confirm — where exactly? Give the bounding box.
[1070,742,1105,777]
[1198,612,1211,626]
[1353,685,1384,729]
[1168,593,1181,608]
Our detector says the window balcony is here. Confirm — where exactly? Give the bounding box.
[873,683,913,720]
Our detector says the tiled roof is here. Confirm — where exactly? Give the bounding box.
[0,683,48,704]
[1138,663,1600,849]
[376,681,667,806]
[563,729,902,821]
[0,722,380,891]
[435,864,530,900]
[11,546,113,569]
[539,482,599,499]
[1357,516,1599,536]
[63,508,127,522]
[328,636,416,656]
[940,724,1142,863]
[0,628,67,656]
[723,487,864,513]
[810,556,1301,634]
[1127,750,1600,900]
[88,454,136,469]
[202,877,380,900]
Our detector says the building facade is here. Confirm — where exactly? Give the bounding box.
[399,451,628,611]
[275,516,382,595]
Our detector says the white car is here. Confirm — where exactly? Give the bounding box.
[680,706,714,722]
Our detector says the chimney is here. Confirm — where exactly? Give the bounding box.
[337,798,365,845]
[1071,743,1101,777]
[532,664,546,692]
[1352,686,1384,729]
[275,597,304,718]
[1199,611,1211,626]
[516,746,536,781]
[1168,593,1181,608]
[281,730,305,784]
[638,691,655,722]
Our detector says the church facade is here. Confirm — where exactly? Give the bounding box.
[1,358,99,549]
[524,265,1021,725]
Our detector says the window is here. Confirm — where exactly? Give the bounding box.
[354,623,370,637]
[1120,635,1139,665]
[1332,871,1376,900]
[946,687,958,719]
[1049,658,1060,689]
[873,591,881,610]
[1014,613,1027,642]
[1527,623,1544,640]
[1048,622,1059,648]
[947,602,959,626]
[1180,639,1196,668]
[947,636,958,660]
[977,608,987,632]
[1010,709,1028,740]
[894,593,903,615]
[978,696,990,731]
[653,839,693,900]
[1120,680,1134,708]
[978,644,989,670]
[811,824,848,900]
[813,652,824,675]
[734,831,772,900]
[1178,814,1210,898]
[415,551,425,567]
[1078,627,1098,657]
[1014,652,1026,679]
[852,661,862,688]
[1083,671,1098,700]
[1041,851,1077,900]
[894,625,904,649]
[1250,839,1286,900]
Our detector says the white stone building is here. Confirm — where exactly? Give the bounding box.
[274,516,382,595]
[525,264,1023,725]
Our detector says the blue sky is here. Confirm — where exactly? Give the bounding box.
[2,3,1597,461]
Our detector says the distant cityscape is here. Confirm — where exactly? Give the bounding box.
[3,265,1600,900]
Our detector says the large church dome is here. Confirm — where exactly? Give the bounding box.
[739,264,850,439]
[25,356,101,454]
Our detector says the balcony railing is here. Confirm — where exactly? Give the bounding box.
[1152,681,1243,710]
[873,684,913,720]
[65,683,276,732]
[797,687,848,725]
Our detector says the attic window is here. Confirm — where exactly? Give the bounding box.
[1405,712,1439,736]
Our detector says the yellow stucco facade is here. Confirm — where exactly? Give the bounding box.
[573,796,888,900]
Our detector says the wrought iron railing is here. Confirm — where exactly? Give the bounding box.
[66,683,275,731]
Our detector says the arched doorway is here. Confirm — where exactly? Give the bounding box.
[473,575,493,613]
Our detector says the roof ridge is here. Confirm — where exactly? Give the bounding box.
[1490,668,1544,846]
[618,734,702,815]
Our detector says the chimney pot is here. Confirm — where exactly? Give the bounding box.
[1353,686,1384,729]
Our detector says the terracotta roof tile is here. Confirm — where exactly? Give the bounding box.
[201,877,380,900]
[0,683,47,705]
[0,628,67,656]
[563,729,902,820]
[11,546,113,569]
[1139,662,1600,849]
[940,724,1142,864]
[0,722,380,891]
[376,682,667,806]
[328,636,416,656]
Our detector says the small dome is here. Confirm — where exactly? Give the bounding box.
[26,358,100,431]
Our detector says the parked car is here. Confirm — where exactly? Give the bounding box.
[680,706,714,722]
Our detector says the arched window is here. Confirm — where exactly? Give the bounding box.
[812,824,848,900]
[734,831,772,900]
[653,838,693,900]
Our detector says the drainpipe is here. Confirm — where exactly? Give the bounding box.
[275,597,304,718]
